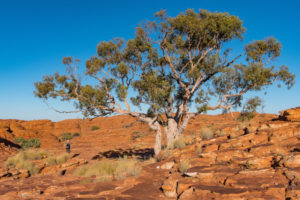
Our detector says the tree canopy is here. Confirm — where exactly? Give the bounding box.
[34,9,295,155]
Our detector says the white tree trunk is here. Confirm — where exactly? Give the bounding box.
[165,118,180,148]
[150,121,162,156]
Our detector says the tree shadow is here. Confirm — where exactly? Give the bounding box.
[92,148,154,160]
[0,137,22,149]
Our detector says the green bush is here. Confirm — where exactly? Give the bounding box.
[237,96,263,122]
[237,111,256,122]
[60,132,73,141]
[59,132,80,142]
[91,126,100,131]
[14,137,41,148]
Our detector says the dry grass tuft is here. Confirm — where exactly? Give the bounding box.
[156,150,171,162]
[173,135,187,149]
[74,158,141,182]
[200,128,214,140]
[5,149,47,174]
[45,153,70,166]
[178,159,190,173]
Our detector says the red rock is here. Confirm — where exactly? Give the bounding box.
[202,144,219,153]
[178,187,194,199]
[161,175,178,198]
[279,107,300,122]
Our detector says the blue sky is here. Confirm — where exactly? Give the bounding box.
[0,0,299,121]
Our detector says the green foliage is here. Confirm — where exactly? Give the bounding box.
[58,132,80,141]
[14,137,41,148]
[34,9,294,119]
[60,132,73,141]
[34,9,295,153]
[237,96,262,122]
[91,126,100,131]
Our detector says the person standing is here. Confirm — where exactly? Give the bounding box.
[65,140,71,154]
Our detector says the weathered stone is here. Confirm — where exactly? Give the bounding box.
[284,155,300,168]
[177,183,193,196]
[202,144,219,153]
[178,187,194,199]
[18,169,30,179]
[279,107,300,122]
[184,172,197,177]
[243,156,273,169]
[161,161,175,170]
[161,176,178,198]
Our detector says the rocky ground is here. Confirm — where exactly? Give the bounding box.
[0,108,300,199]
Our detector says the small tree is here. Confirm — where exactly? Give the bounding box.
[34,9,295,156]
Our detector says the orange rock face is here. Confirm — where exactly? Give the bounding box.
[0,110,300,199]
[279,107,300,122]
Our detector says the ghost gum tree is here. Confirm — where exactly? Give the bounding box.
[34,9,295,156]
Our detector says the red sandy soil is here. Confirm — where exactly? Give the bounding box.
[0,109,300,199]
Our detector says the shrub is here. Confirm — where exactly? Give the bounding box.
[80,178,90,185]
[45,153,70,166]
[45,156,57,165]
[14,137,26,144]
[74,158,141,181]
[91,126,99,131]
[245,160,252,169]
[156,150,171,162]
[237,111,256,122]
[200,128,214,140]
[75,160,116,181]
[56,153,70,164]
[14,137,41,148]
[5,149,47,174]
[59,132,81,142]
[60,132,73,141]
[173,135,186,149]
[178,159,190,173]
[237,96,263,122]
[196,145,203,157]
[115,158,141,180]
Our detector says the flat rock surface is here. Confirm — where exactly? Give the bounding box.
[0,112,300,199]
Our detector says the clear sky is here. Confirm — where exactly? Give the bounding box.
[0,0,299,121]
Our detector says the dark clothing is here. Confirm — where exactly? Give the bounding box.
[66,142,71,153]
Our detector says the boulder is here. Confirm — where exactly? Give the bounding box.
[161,175,178,198]
[279,107,300,122]
[161,161,175,170]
